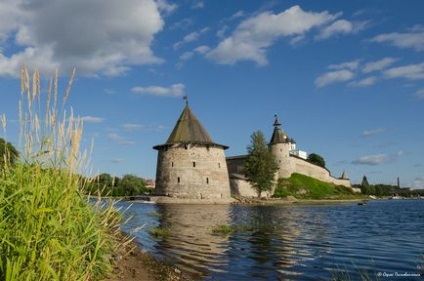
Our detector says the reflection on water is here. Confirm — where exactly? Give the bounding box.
[119,200,424,281]
[155,204,231,278]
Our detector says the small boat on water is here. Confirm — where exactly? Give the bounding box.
[357,200,368,205]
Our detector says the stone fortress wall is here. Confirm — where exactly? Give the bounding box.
[226,115,351,197]
[154,104,352,200]
[155,144,231,199]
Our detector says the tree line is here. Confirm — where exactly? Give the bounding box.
[355,175,424,197]
[85,173,151,197]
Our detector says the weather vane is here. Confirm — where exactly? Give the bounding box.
[183,95,189,106]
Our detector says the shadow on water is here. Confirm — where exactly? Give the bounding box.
[118,200,424,281]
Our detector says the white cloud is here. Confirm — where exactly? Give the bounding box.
[81,116,104,123]
[371,25,424,51]
[352,151,403,165]
[179,52,193,60]
[0,0,167,77]
[348,76,377,87]
[362,128,386,137]
[123,123,144,131]
[362,57,398,73]
[107,133,135,146]
[384,63,424,80]
[414,88,424,99]
[315,69,354,88]
[316,19,353,40]
[206,5,338,65]
[131,83,185,97]
[352,154,390,165]
[329,59,360,70]
[194,45,210,54]
[191,1,204,9]
[173,28,209,49]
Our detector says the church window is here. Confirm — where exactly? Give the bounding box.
[218,163,221,168]
[206,177,209,184]
[193,161,196,167]
[171,162,174,167]
[177,177,180,183]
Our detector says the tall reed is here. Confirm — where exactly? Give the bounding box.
[0,68,121,280]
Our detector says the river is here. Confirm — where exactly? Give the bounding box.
[115,199,424,280]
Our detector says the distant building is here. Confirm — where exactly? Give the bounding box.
[144,179,156,189]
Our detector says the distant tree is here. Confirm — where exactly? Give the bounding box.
[87,173,120,196]
[244,130,279,197]
[307,153,325,168]
[361,175,369,187]
[118,174,146,196]
[0,138,19,168]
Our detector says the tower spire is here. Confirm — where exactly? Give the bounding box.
[273,114,281,127]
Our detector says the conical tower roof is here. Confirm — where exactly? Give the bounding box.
[340,170,349,180]
[154,104,228,149]
[269,115,289,144]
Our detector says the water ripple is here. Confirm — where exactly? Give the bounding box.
[120,200,424,280]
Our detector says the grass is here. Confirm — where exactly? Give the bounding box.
[149,226,172,239]
[273,173,362,200]
[0,68,123,280]
[211,224,253,236]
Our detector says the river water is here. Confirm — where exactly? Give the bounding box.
[116,200,424,280]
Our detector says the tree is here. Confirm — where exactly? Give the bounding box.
[0,138,19,168]
[307,153,325,168]
[87,173,120,196]
[244,130,279,197]
[119,174,146,196]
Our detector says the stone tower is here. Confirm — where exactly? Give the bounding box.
[269,115,294,178]
[153,103,231,199]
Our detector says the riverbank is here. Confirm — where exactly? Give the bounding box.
[103,234,189,281]
[129,195,365,206]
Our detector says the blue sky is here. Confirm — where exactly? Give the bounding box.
[1,0,423,187]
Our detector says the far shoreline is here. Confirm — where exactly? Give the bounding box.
[125,195,368,206]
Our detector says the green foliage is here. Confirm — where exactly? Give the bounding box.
[211,224,234,236]
[307,153,326,168]
[273,173,357,199]
[0,68,121,281]
[85,173,149,197]
[211,224,247,236]
[149,226,172,239]
[0,138,19,168]
[120,174,147,196]
[244,130,279,197]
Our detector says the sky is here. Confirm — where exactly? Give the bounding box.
[0,0,423,187]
